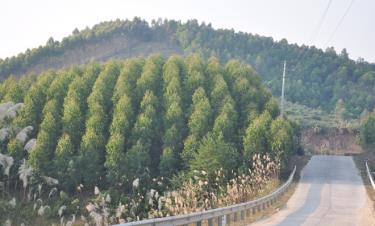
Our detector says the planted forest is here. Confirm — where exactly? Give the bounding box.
[0,55,298,225]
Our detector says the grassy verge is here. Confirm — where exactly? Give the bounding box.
[246,154,311,224]
[353,150,375,210]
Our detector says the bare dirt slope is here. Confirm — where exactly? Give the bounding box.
[302,128,363,155]
[251,155,375,226]
[22,36,182,76]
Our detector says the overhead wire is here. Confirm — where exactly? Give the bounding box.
[277,0,355,105]
[309,0,333,44]
[271,0,353,81]
[291,1,334,68]
[325,0,356,45]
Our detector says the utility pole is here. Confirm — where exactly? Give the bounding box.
[281,60,286,117]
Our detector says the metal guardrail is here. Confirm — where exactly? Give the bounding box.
[365,161,375,190]
[115,166,296,226]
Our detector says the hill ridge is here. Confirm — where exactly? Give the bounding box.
[0,17,374,117]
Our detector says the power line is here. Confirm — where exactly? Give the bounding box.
[325,0,355,45]
[296,1,333,63]
[309,0,333,44]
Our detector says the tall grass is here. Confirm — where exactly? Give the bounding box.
[0,152,280,225]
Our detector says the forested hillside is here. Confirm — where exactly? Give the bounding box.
[0,55,298,224]
[0,18,374,117]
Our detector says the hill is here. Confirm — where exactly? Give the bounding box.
[0,18,374,117]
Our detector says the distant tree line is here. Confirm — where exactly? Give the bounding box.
[0,18,374,117]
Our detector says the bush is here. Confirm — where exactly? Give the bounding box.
[360,115,375,148]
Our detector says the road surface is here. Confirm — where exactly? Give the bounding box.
[252,155,375,226]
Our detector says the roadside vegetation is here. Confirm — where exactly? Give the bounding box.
[353,111,375,211]
[360,111,375,150]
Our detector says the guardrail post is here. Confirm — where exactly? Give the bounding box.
[226,214,231,225]
[233,212,237,222]
[208,218,213,226]
[197,220,202,226]
[240,210,244,221]
[366,162,375,190]
[218,216,223,226]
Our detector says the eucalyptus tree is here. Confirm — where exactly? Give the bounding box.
[125,90,158,180]
[182,87,211,164]
[14,72,56,132]
[243,111,272,160]
[159,56,185,176]
[80,61,120,187]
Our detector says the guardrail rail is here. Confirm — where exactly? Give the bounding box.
[115,166,296,226]
[365,161,375,190]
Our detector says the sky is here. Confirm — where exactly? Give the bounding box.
[1,0,374,63]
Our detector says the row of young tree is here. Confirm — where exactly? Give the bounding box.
[0,55,298,193]
[0,18,374,117]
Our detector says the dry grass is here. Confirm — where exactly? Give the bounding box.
[0,151,293,226]
[82,154,308,225]
[245,154,311,225]
[152,154,280,218]
[97,154,282,225]
[170,181,297,226]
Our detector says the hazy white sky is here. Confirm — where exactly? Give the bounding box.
[1,0,375,62]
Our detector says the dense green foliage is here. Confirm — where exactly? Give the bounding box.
[0,55,297,193]
[79,61,120,187]
[360,113,375,148]
[0,18,374,117]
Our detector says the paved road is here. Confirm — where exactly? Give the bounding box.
[252,155,375,226]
